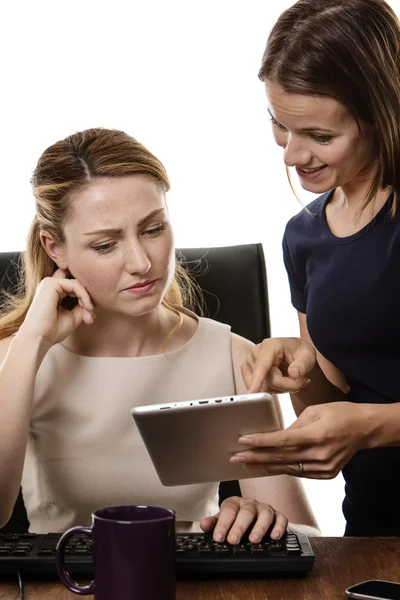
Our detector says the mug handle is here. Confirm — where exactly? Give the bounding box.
[56,525,95,595]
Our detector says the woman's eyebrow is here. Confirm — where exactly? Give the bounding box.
[84,209,166,236]
[301,126,335,133]
[137,208,166,228]
[84,227,122,236]
[267,108,334,133]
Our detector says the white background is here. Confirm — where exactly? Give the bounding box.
[2,0,398,535]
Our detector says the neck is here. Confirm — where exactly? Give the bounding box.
[333,177,391,221]
[64,305,179,357]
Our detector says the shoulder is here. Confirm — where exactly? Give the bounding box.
[178,307,231,332]
[196,314,232,335]
[175,309,232,354]
[284,191,332,241]
[231,332,255,360]
[230,332,254,363]
[230,333,254,395]
[0,336,14,367]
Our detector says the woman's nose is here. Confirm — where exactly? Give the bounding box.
[125,244,151,275]
[283,134,311,167]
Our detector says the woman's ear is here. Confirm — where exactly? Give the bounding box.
[40,230,68,271]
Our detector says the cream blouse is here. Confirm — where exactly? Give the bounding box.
[21,316,235,533]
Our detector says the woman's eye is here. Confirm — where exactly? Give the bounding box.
[312,134,333,144]
[143,224,166,236]
[269,117,287,131]
[92,242,116,252]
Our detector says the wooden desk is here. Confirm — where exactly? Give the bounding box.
[0,537,399,600]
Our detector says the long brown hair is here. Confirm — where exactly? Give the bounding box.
[0,128,200,339]
[259,0,400,215]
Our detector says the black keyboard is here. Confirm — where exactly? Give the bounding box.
[0,531,314,578]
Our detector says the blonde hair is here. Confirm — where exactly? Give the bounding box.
[259,0,400,216]
[0,128,200,340]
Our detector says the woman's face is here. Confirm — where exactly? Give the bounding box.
[265,82,376,194]
[59,175,175,317]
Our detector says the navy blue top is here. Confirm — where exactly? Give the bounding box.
[283,190,400,536]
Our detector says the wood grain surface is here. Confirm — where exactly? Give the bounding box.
[0,537,399,600]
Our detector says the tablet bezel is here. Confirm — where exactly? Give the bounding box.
[131,392,280,486]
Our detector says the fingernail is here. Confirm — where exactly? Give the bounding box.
[250,534,260,543]
[238,437,252,445]
[229,535,239,545]
[271,531,281,539]
[214,532,223,542]
[291,368,301,379]
[230,456,245,463]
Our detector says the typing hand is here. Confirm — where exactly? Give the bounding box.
[242,337,316,394]
[200,496,288,545]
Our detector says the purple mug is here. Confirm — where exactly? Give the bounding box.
[56,505,176,599]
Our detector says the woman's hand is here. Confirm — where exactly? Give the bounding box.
[200,496,288,544]
[19,269,94,347]
[230,401,375,479]
[242,337,317,394]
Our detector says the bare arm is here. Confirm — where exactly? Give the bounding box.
[0,270,94,527]
[0,333,49,526]
[291,312,348,416]
[231,333,320,533]
[234,318,400,479]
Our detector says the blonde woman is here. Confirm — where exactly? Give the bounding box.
[0,128,317,542]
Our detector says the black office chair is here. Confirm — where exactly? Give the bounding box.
[0,244,270,532]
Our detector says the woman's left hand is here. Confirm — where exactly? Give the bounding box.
[200,496,288,544]
[230,401,374,479]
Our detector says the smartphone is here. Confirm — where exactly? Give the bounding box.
[346,580,400,599]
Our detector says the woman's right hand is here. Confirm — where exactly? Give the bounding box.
[19,269,94,347]
[242,337,317,394]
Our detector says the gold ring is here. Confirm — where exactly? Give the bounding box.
[298,462,304,474]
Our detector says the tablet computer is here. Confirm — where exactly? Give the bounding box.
[131,392,280,486]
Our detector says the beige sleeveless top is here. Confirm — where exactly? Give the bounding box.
[21,316,235,534]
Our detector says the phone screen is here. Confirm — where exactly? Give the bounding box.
[346,580,400,600]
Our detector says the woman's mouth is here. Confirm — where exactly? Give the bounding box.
[296,165,327,180]
[124,280,156,294]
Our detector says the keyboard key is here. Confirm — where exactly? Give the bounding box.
[250,547,268,555]
[286,547,302,555]
[268,542,284,551]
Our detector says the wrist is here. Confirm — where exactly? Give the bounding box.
[298,362,346,402]
[12,328,52,364]
[361,402,400,449]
